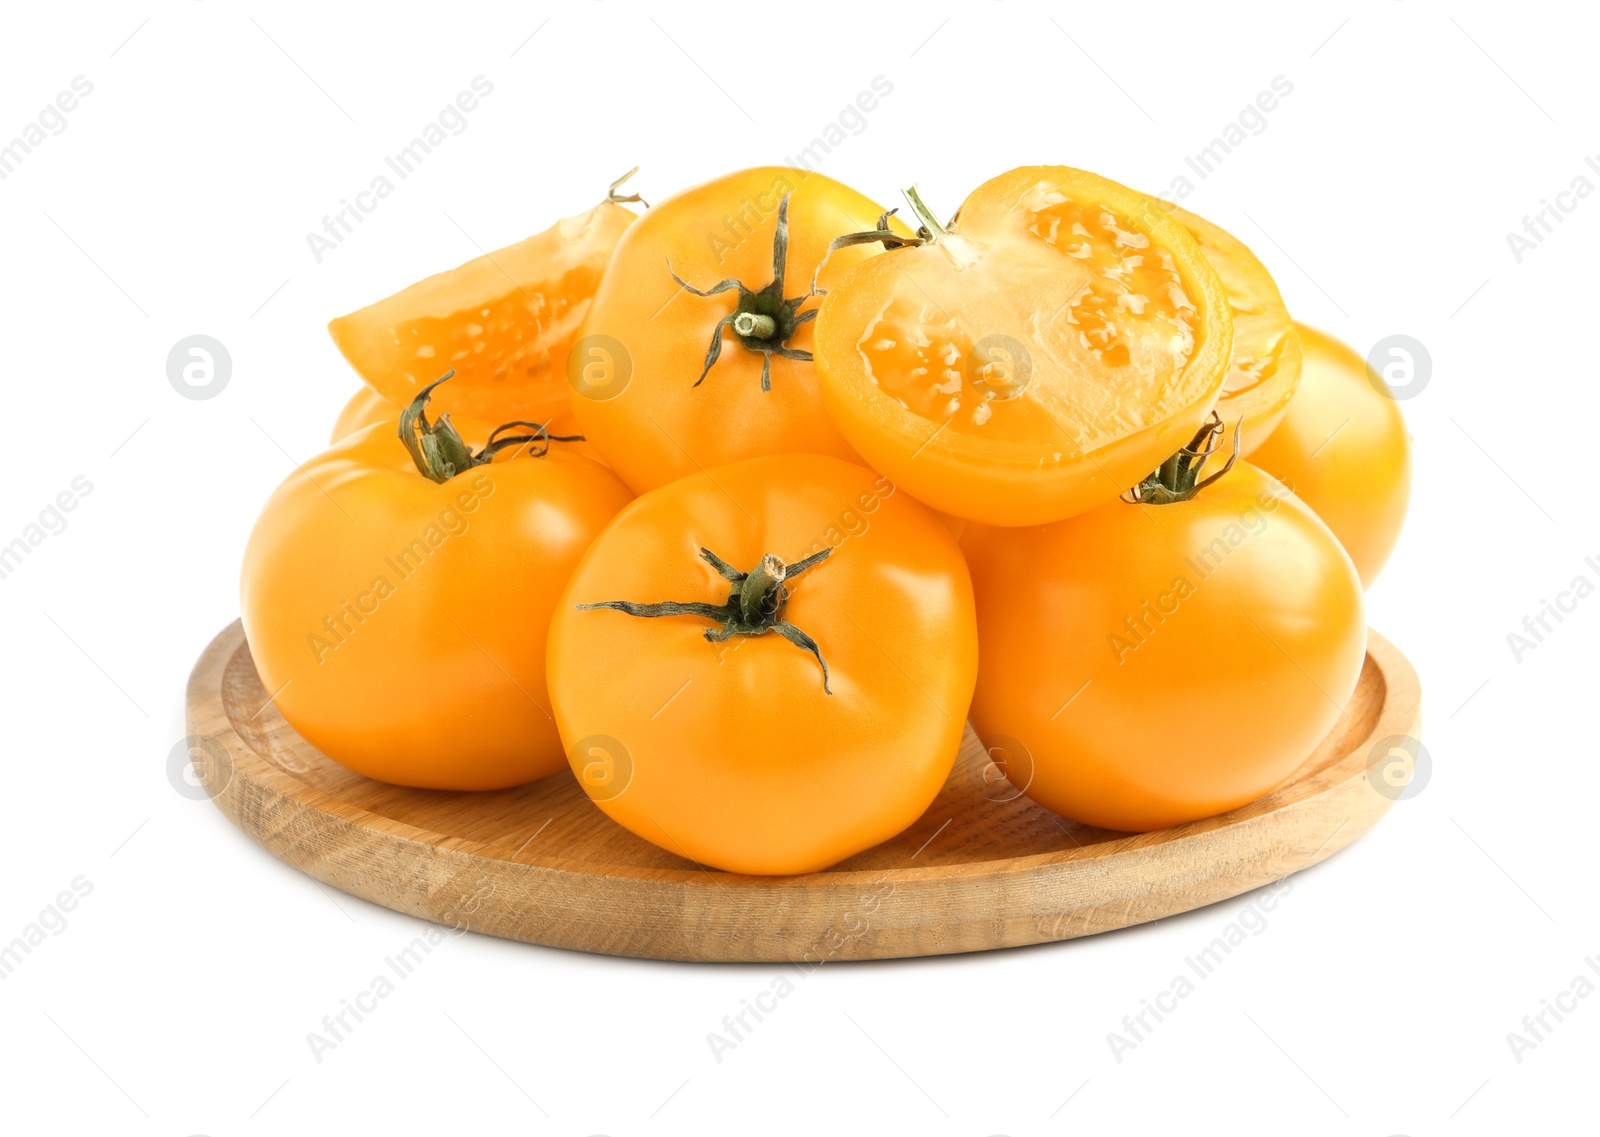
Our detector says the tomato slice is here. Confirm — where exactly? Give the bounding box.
[1169,206,1301,456]
[813,166,1233,526]
[328,196,637,425]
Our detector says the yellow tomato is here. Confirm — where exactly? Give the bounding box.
[964,435,1365,832]
[569,167,903,494]
[547,453,977,874]
[242,386,633,789]
[1250,324,1412,587]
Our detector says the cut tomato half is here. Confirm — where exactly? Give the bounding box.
[813,166,1234,526]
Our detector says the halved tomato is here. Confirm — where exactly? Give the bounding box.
[812,167,1234,526]
[329,173,643,426]
[1168,206,1301,457]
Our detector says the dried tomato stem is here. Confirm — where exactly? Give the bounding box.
[1122,412,1241,505]
[607,166,647,207]
[900,184,949,242]
[398,372,583,482]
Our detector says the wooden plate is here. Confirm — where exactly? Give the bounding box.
[187,621,1419,962]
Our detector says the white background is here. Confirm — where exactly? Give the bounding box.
[1,2,1594,1133]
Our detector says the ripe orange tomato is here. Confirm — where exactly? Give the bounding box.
[813,166,1234,526]
[329,174,642,427]
[328,382,602,464]
[242,387,633,790]
[547,453,977,875]
[1169,206,1301,457]
[569,168,904,495]
[1250,324,1412,588]
[962,429,1365,831]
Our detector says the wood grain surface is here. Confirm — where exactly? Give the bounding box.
[186,620,1419,962]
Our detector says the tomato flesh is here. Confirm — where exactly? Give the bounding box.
[329,200,635,425]
[1170,207,1301,456]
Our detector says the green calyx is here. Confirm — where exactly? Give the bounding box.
[577,546,835,693]
[669,193,821,393]
[1123,412,1241,505]
[398,371,585,483]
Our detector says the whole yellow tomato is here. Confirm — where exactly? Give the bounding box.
[813,167,1234,526]
[569,167,904,494]
[242,382,633,789]
[962,419,1366,831]
[1250,323,1412,588]
[547,453,977,875]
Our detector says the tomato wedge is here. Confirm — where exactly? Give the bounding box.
[329,175,642,425]
[813,166,1234,526]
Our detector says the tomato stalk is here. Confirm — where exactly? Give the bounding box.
[606,166,648,207]
[1122,412,1241,505]
[815,185,952,268]
[669,193,820,393]
[899,184,949,242]
[577,547,835,693]
[398,371,585,482]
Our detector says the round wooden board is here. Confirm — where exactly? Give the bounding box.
[187,621,1419,963]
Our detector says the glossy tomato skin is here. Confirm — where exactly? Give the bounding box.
[570,168,900,495]
[547,453,977,875]
[813,166,1234,527]
[241,422,633,790]
[329,198,636,427]
[962,462,1365,832]
[1250,324,1412,588]
[330,384,401,444]
[329,383,603,465]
